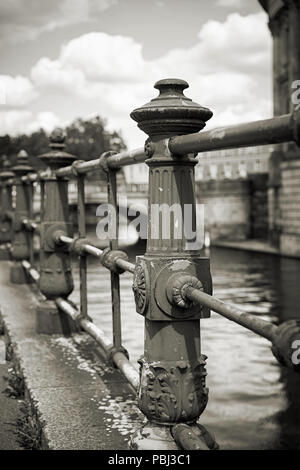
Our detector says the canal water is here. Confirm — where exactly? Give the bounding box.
[70,243,300,450]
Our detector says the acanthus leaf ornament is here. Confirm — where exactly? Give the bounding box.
[138,356,208,424]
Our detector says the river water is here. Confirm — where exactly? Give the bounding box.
[70,243,300,450]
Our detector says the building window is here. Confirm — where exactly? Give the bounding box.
[197,166,204,180]
[239,161,247,178]
[224,163,232,179]
[210,164,218,179]
[255,159,262,172]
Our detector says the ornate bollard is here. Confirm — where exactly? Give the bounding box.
[36,129,77,334]
[0,156,14,260]
[10,150,33,283]
[130,79,216,449]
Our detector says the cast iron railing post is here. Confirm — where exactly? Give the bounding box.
[10,150,33,283]
[26,177,35,267]
[130,79,216,449]
[0,156,14,260]
[36,129,77,334]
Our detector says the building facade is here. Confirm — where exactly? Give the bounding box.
[259,0,300,256]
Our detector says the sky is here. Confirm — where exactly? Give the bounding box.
[0,0,272,149]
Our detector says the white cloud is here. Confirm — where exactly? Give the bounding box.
[0,75,38,106]
[0,0,118,43]
[3,12,272,147]
[31,58,86,91]
[216,0,244,7]
[157,13,270,76]
[34,111,63,133]
[0,110,62,135]
[59,32,147,83]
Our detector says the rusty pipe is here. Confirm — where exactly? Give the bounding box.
[182,283,300,373]
[185,285,277,341]
[169,112,299,155]
[55,147,146,178]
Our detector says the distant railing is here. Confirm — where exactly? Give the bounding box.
[1,78,300,451]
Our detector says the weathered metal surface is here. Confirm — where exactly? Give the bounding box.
[105,154,123,350]
[172,423,219,450]
[52,109,299,179]
[100,247,129,274]
[21,172,39,183]
[185,284,277,341]
[59,234,135,273]
[106,147,146,169]
[10,150,33,283]
[138,353,208,423]
[271,319,300,373]
[55,147,146,178]
[131,78,213,136]
[130,423,179,450]
[4,76,300,449]
[129,79,214,449]
[38,130,75,298]
[185,283,300,373]
[77,172,88,319]
[36,129,77,334]
[26,180,35,266]
[169,109,300,155]
[22,259,40,283]
[21,218,40,234]
[0,156,14,259]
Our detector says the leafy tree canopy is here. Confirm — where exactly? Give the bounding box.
[0,116,126,171]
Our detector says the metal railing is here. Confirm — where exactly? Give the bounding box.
[0,78,300,451]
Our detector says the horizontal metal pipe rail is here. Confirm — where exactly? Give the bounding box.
[58,235,135,274]
[55,147,146,178]
[18,113,300,185]
[169,111,300,154]
[185,286,277,341]
[21,218,40,234]
[55,298,139,390]
[22,260,41,283]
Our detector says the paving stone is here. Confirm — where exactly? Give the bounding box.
[31,384,142,450]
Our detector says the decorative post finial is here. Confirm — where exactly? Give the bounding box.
[13,149,32,175]
[39,128,75,171]
[131,78,212,137]
[1,154,10,170]
[0,155,14,178]
[49,127,66,150]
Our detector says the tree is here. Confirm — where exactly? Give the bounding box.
[0,115,127,171]
[65,116,126,161]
